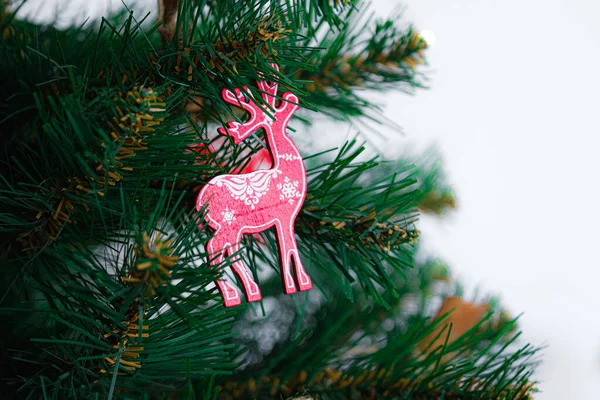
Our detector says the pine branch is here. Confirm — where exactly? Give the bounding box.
[7,87,168,248]
[220,260,540,400]
[0,191,238,397]
[292,6,428,120]
[1,0,427,135]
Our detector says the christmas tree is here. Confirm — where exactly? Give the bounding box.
[0,1,540,398]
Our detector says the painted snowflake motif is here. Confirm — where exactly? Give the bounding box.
[221,207,236,225]
[277,153,301,161]
[277,177,301,205]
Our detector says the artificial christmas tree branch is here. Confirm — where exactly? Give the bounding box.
[15,87,167,249]
[296,12,428,120]
[223,260,539,400]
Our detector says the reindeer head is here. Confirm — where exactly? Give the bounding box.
[217,65,299,144]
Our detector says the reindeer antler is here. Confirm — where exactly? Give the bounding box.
[217,87,265,141]
[217,64,298,143]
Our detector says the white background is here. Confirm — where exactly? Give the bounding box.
[17,0,600,398]
[374,1,600,399]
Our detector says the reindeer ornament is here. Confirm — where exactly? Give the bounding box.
[196,66,312,307]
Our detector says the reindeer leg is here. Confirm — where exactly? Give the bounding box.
[229,243,262,303]
[275,221,297,294]
[286,220,312,292]
[207,234,242,307]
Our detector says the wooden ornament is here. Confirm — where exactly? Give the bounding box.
[196,65,312,307]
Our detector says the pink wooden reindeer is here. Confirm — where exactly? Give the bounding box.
[196,66,312,307]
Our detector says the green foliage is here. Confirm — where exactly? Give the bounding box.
[224,259,539,399]
[295,6,428,120]
[0,189,237,398]
[0,1,538,399]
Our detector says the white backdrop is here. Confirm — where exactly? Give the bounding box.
[377,1,600,399]
[18,0,600,398]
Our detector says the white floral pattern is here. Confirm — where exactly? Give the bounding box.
[213,169,280,209]
[277,176,302,205]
